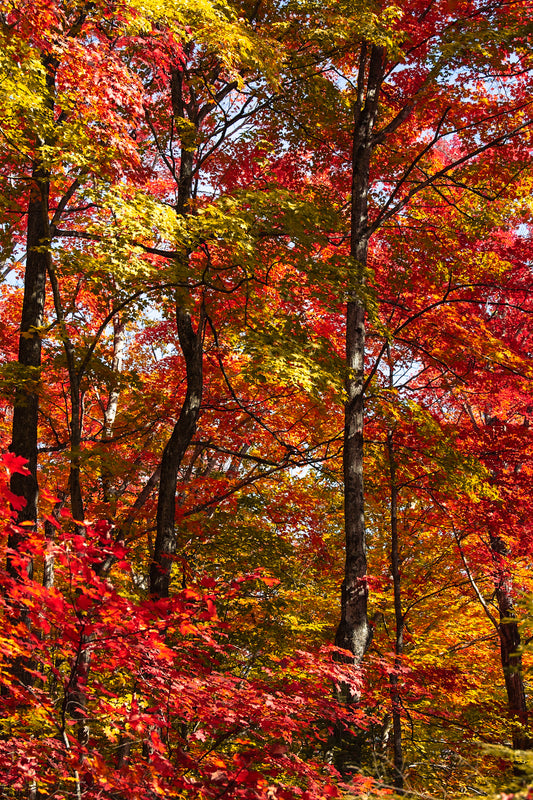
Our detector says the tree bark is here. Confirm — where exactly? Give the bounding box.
[7,163,50,582]
[335,43,385,664]
[332,42,385,781]
[8,48,58,583]
[387,428,404,790]
[102,313,126,506]
[490,533,529,750]
[47,264,86,525]
[483,408,529,749]
[43,493,66,590]
[149,63,206,599]
[150,305,205,598]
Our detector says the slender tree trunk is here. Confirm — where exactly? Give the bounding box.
[387,428,404,790]
[149,63,206,599]
[47,267,93,748]
[43,493,65,590]
[47,264,85,524]
[4,162,51,696]
[454,522,529,753]
[171,65,196,217]
[490,533,529,750]
[104,314,126,439]
[61,622,91,751]
[7,163,50,581]
[483,408,529,749]
[150,305,205,598]
[102,313,126,505]
[332,43,385,780]
[335,43,385,664]
[8,49,58,584]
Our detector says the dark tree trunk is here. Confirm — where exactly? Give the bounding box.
[8,49,58,581]
[5,161,51,695]
[484,406,529,750]
[149,61,208,599]
[335,43,385,664]
[333,43,385,781]
[150,305,205,598]
[490,533,529,750]
[7,163,50,581]
[387,428,404,790]
[61,624,92,752]
[47,263,85,526]
[171,66,196,217]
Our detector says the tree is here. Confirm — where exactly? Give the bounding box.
[1,0,533,796]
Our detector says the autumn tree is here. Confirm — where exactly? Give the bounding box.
[1,0,533,796]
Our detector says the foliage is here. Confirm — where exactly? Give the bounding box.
[0,0,533,796]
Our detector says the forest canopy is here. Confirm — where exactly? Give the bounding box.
[1,0,533,797]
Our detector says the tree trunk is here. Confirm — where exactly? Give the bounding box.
[335,43,385,664]
[7,163,50,582]
[150,305,205,598]
[47,263,85,525]
[62,624,92,750]
[333,43,385,781]
[149,63,206,599]
[483,407,529,750]
[490,533,529,750]
[387,428,404,790]
[102,313,126,506]
[5,160,51,697]
[43,493,65,590]
[8,48,57,583]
